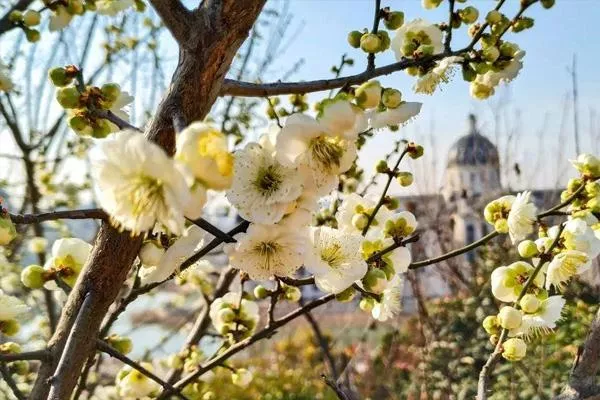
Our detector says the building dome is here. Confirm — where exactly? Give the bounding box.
[447,114,499,167]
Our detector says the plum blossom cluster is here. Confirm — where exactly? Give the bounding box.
[482,154,600,362]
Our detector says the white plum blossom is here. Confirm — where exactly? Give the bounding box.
[49,6,73,32]
[107,91,134,132]
[92,130,191,235]
[570,154,600,177]
[317,100,367,139]
[224,222,306,280]
[490,261,544,303]
[560,218,600,258]
[337,193,393,237]
[226,142,303,224]
[507,191,537,243]
[116,363,160,399]
[368,102,422,129]
[304,226,367,294]
[141,225,205,284]
[0,290,29,322]
[96,0,134,15]
[28,237,48,254]
[175,122,234,190]
[414,57,463,95]
[371,275,404,322]
[510,296,566,337]
[391,19,443,61]
[545,250,590,290]
[45,238,93,288]
[275,101,363,195]
[231,369,253,388]
[138,241,164,267]
[176,260,218,294]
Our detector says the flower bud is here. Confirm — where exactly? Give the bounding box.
[101,83,121,103]
[359,297,374,312]
[49,67,73,87]
[21,264,46,289]
[362,268,388,294]
[284,286,301,302]
[499,42,518,58]
[519,294,541,314]
[377,31,391,51]
[25,28,40,43]
[502,338,527,361]
[376,160,389,173]
[253,285,269,300]
[355,80,382,109]
[22,10,41,26]
[360,33,382,53]
[422,0,442,9]
[139,241,164,267]
[407,143,424,159]
[10,360,28,375]
[8,10,22,23]
[482,46,500,62]
[489,334,499,345]
[458,6,479,24]
[512,17,534,33]
[0,217,17,246]
[68,115,92,136]
[56,87,81,109]
[28,237,47,254]
[482,315,499,335]
[92,119,112,138]
[0,319,20,336]
[396,171,413,187]
[0,342,21,354]
[383,11,404,30]
[67,0,85,15]
[517,240,539,258]
[381,88,402,109]
[231,368,253,388]
[335,287,356,302]
[470,82,494,100]
[218,307,236,324]
[541,0,555,8]
[486,10,503,25]
[497,306,522,330]
[347,30,363,48]
[107,335,133,354]
[352,213,369,231]
[416,44,435,57]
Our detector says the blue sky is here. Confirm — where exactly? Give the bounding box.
[256,0,600,193]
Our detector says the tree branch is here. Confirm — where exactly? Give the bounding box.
[9,209,108,224]
[148,0,192,45]
[0,0,35,36]
[0,362,26,400]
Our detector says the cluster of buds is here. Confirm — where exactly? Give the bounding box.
[49,65,128,138]
[8,9,41,42]
[209,293,260,343]
[105,334,133,354]
[266,94,310,121]
[254,283,301,303]
[347,8,403,55]
[0,198,17,246]
[353,80,404,113]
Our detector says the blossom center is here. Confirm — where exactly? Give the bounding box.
[321,242,344,269]
[254,165,283,195]
[127,175,165,217]
[309,135,344,171]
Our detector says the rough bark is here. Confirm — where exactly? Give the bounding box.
[30,1,266,398]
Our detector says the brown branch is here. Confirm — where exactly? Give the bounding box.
[94,109,142,132]
[148,0,192,45]
[9,209,108,224]
[322,374,351,400]
[304,310,339,380]
[0,362,26,400]
[0,350,50,362]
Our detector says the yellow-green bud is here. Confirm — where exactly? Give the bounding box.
[21,264,46,289]
[416,44,434,57]
[408,144,424,159]
[497,306,522,330]
[482,46,500,63]
[218,308,236,323]
[107,335,133,354]
[0,218,17,246]
[422,0,442,9]
[518,240,539,258]
[284,286,302,302]
[381,88,402,109]
[362,268,388,294]
[512,17,534,33]
[355,80,382,109]
[134,0,146,12]
[520,294,541,314]
[396,172,413,187]
[377,31,390,51]
[335,287,356,302]
[486,10,503,25]
[253,285,269,300]
[25,28,40,43]
[383,11,404,30]
[502,338,527,361]
[470,81,494,100]
[22,10,41,27]
[462,64,476,82]
[494,218,509,234]
[67,0,85,15]
[360,33,382,53]
[203,392,216,400]
[359,297,374,312]
[8,10,23,23]
[92,119,112,138]
[10,360,29,375]
[101,83,121,103]
[0,319,20,337]
[499,42,518,58]
[347,30,363,48]
[541,0,555,8]
[352,213,369,231]
[458,6,479,24]
[376,160,389,173]
[0,342,21,354]
[49,67,72,87]
[68,115,92,135]
[56,87,81,109]
[482,315,499,335]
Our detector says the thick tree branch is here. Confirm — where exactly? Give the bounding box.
[148,0,192,45]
